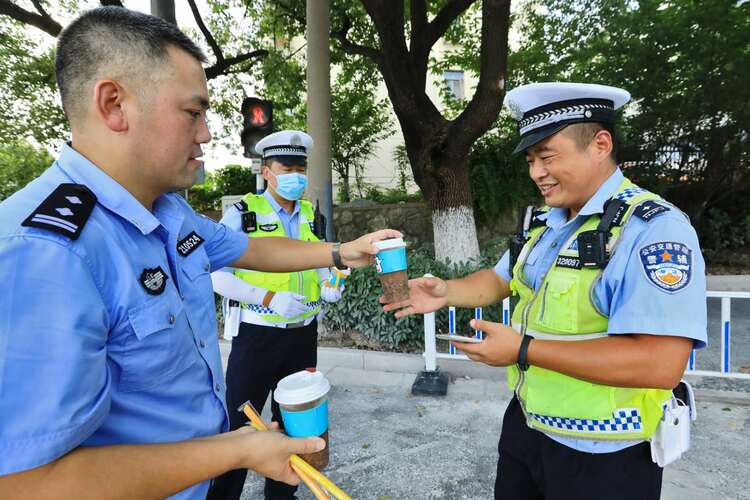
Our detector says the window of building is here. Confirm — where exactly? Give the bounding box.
[443,70,465,100]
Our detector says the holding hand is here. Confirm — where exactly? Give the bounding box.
[319,281,343,303]
[340,229,403,268]
[450,319,523,367]
[381,276,449,318]
[232,427,325,486]
[269,291,309,318]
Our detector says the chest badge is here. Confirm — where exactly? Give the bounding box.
[639,242,692,293]
[140,266,168,295]
[260,223,278,232]
[177,231,204,257]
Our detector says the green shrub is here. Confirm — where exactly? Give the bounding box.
[322,239,509,349]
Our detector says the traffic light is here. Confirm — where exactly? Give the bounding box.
[240,97,273,158]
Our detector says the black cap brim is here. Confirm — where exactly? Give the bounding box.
[512,122,569,154]
[265,155,307,167]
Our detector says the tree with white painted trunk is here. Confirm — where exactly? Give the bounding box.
[330,0,512,263]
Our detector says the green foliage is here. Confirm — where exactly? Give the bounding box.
[360,185,423,205]
[512,0,750,236]
[188,164,256,212]
[0,141,53,202]
[469,115,540,223]
[0,19,68,146]
[322,239,508,349]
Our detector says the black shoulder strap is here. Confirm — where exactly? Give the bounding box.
[21,183,96,240]
[233,200,248,213]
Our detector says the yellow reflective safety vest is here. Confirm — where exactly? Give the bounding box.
[233,193,321,325]
[508,177,673,441]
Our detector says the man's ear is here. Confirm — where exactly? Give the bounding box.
[92,79,128,133]
[591,129,613,162]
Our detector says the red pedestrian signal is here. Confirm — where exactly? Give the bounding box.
[240,97,273,158]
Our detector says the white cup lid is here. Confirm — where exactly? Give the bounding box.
[373,238,405,251]
[273,370,331,405]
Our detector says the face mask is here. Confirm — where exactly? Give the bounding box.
[271,172,307,201]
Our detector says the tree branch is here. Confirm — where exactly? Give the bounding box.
[409,0,427,53]
[0,0,61,36]
[204,49,268,80]
[331,16,382,63]
[452,0,511,149]
[187,0,224,63]
[424,0,475,49]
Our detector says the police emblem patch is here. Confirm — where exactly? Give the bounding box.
[259,223,278,232]
[639,242,692,293]
[139,266,168,295]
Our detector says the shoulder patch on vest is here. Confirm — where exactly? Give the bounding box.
[633,200,670,222]
[259,223,278,232]
[21,183,96,240]
[639,241,692,293]
[529,208,548,229]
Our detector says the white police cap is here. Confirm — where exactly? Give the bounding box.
[255,130,314,160]
[503,82,630,153]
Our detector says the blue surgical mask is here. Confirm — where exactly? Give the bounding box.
[272,172,307,201]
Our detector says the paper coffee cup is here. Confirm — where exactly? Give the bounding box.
[373,238,409,303]
[274,369,331,469]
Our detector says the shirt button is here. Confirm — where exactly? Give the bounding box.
[199,339,206,348]
[215,383,221,392]
[204,263,210,272]
[551,241,558,248]
[169,314,175,324]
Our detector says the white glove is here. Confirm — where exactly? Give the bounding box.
[320,281,343,303]
[269,291,309,318]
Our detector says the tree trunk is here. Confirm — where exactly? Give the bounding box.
[420,152,480,264]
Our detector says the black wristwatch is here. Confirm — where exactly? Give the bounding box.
[517,334,533,371]
[331,242,344,269]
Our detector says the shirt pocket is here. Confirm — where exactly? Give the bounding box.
[121,292,184,393]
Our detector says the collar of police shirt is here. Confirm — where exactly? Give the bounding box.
[239,307,314,329]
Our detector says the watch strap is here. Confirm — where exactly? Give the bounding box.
[518,334,533,371]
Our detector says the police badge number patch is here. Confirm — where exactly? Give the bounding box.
[177,231,204,257]
[639,242,692,293]
[140,266,168,295]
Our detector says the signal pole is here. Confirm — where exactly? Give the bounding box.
[306,0,334,241]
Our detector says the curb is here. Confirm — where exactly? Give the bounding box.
[220,341,749,404]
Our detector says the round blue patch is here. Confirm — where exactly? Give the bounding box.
[639,241,692,293]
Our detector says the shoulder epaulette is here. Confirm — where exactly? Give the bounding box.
[21,183,96,240]
[632,199,670,223]
[529,207,549,229]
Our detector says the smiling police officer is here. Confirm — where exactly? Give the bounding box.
[0,7,398,500]
[384,82,707,499]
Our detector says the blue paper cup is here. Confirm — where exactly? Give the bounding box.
[374,238,409,303]
[274,369,331,469]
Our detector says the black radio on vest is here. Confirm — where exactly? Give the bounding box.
[313,200,327,241]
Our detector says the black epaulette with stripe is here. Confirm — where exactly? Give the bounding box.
[21,183,96,240]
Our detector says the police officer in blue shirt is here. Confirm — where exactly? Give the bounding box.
[0,7,399,500]
[385,82,707,499]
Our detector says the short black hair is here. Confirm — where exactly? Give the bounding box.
[561,122,619,163]
[55,6,207,121]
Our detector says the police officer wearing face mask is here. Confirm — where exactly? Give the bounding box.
[208,130,344,500]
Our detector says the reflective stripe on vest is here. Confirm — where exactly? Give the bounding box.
[233,194,321,325]
[508,177,673,441]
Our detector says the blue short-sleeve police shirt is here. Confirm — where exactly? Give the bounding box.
[0,145,248,499]
[492,169,707,454]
